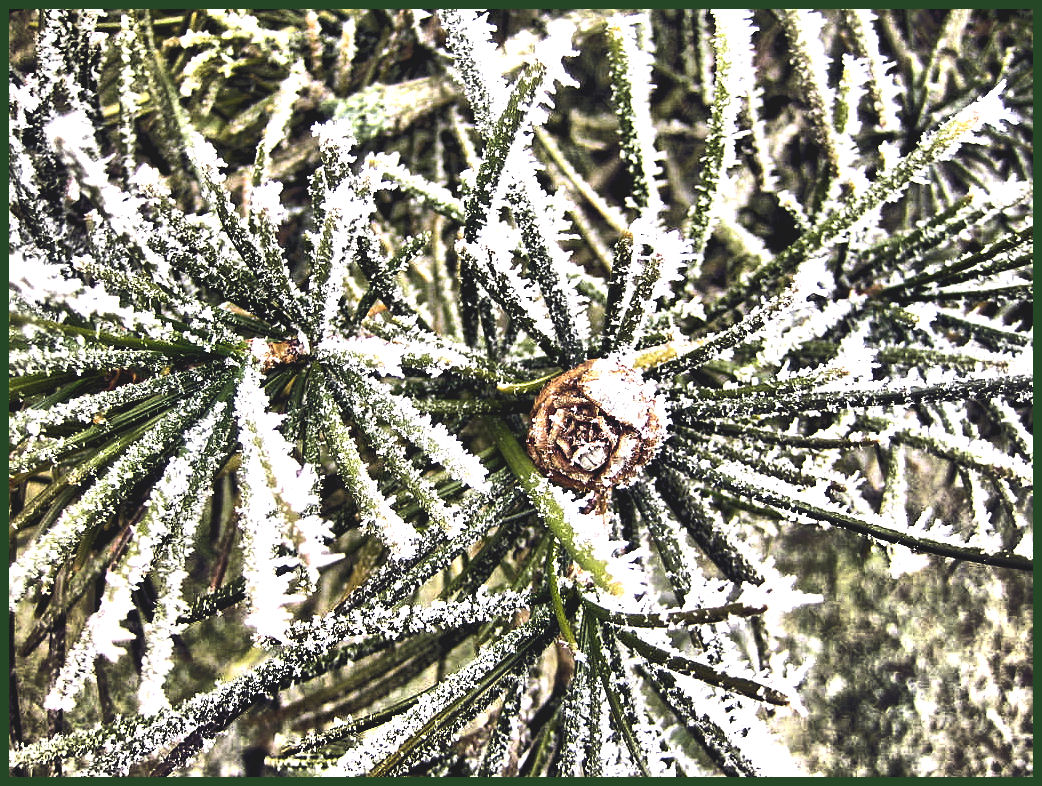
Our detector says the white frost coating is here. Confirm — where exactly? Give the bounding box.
[607,12,663,218]
[838,56,868,136]
[313,114,358,171]
[886,513,933,577]
[289,589,534,646]
[138,406,233,715]
[506,169,593,346]
[628,213,695,313]
[310,118,389,342]
[898,80,1018,199]
[319,332,485,380]
[447,9,588,354]
[184,128,229,186]
[709,9,757,179]
[178,47,223,98]
[899,420,1033,485]
[967,177,1031,216]
[234,365,339,641]
[210,10,295,62]
[736,569,823,634]
[368,151,465,218]
[937,306,1029,354]
[492,27,586,348]
[829,323,878,387]
[530,16,579,127]
[682,9,755,280]
[958,471,1004,555]
[835,54,870,185]
[464,220,558,340]
[44,110,169,275]
[716,459,846,522]
[13,256,118,321]
[439,10,511,135]
[314,382,419,561]
[9,337,168,380]
[783,10,835,126]
[715,456,998,556]
[175,11,293,98]
[679,671,806,775]
[44,404,228,713]
[754,253,847,369]
[9,397,199,610]
[320,178,372,341]
[18,594,532,775]
[9,367,194,446]
[546,480,648,599]
[581,360,663,433]
[115,16,146,180]
[249,180,288,226]
[986,397,1033,462]
[137,532,191,716]
[326,615,541,776]
[254,59,307,173]
[610,639,675,775]
[316,346,490,499]
[745,80,778,193]
[846,10,902,132]
[350,369,489,496]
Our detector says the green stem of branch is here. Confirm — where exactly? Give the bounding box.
[486,417,625,595]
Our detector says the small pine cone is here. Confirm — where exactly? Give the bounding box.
[248,337,310,372]
[526,358,667,492]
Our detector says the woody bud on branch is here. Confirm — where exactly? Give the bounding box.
[526,359,668,504]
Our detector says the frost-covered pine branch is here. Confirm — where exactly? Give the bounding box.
[9,8,1031,778]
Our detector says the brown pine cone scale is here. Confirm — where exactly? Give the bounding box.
[526,358,667,492]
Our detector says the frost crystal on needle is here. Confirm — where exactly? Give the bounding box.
[234,365,337,641]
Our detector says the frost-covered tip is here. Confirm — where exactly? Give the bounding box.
[844,9,901,132]
[795,80,1017,257]
[606,12,663,216]
[251,58,308,185]
[628,209,693,307]
[683,9,755,270]
[184,128,229,186]
[439,9,510,134]
[234,365,338,640]
[249,179,288,225]
[939,80,1018,148]
[137,544,191,715]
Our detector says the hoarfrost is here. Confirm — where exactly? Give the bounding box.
[545,480,648,600]
[9,391,215,609]
[44,403,229,712]
[233,365,338,641]
[439,10,511,137]
[326,612,546,776]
